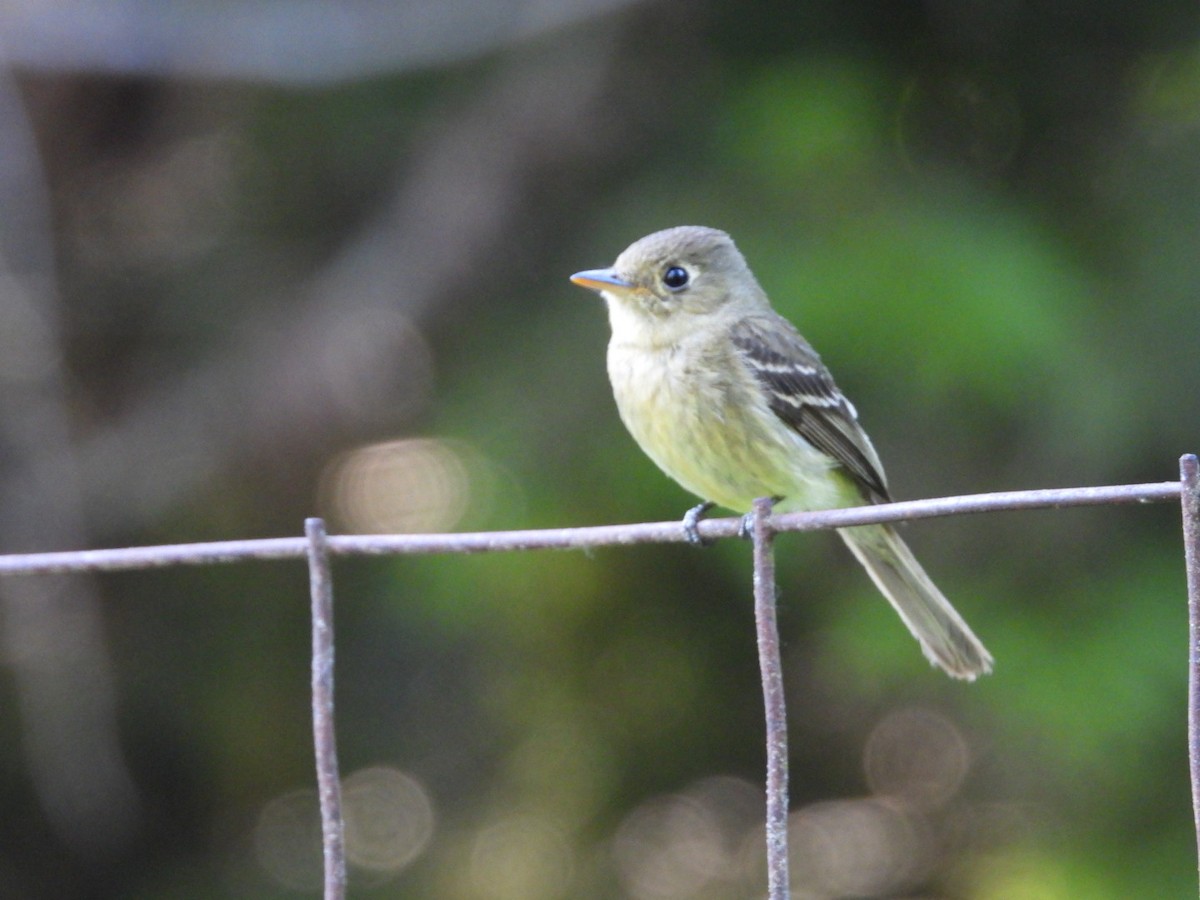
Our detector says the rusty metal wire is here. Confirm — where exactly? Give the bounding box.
[0,469,1194,900]
[750,497,789,900]
[1180,456,1200,892]
[305,519,346,900]
[0,479,1180,576]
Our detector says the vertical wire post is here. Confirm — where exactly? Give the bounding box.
[751,496,789,900]
[1180,455,1200,892]
[305,518,347,900]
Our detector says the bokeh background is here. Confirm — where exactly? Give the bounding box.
[1,1,1198,897]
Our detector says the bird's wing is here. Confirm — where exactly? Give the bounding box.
[730,314,891,503]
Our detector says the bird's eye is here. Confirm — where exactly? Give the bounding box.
[662,266,690,290]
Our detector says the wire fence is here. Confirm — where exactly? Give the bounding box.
[1,456,1197,900]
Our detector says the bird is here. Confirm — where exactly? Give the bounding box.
[570,225,992,680]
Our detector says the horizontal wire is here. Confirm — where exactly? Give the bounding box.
[0,480,1180,577]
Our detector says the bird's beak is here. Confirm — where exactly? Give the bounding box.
[570,268,634,295]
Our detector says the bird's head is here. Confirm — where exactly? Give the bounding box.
[570,226,767,336]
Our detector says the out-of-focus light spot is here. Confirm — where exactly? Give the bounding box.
[254,767,434,890]
[734,711,973,894]
[863,707,970,809]
[468,813,574,899]
[613,776,764,900]
[321,437,508,532]
[614,794,721,898]
[343,766,435,873]
[975,847,1109,900]
[680,775,764,854]
[254,788,324,892]
[787,798,926,897]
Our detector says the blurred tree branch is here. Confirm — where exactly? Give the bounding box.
[0,13,650,859]
[0,69,140,856]
[0,0,643,83]
[29,27,640,534]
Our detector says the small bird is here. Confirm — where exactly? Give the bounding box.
[570,225,992,680]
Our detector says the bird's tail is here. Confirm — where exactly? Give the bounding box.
[838,523,993,681]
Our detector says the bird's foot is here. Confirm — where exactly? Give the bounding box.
[739,496,782,540]
[738,512,755,540]
[682,501,715,546]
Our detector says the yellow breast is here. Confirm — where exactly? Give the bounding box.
[606,337,843,513]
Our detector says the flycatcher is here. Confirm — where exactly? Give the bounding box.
[570,225,992,680]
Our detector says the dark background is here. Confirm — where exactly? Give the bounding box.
[1,0,1198,896]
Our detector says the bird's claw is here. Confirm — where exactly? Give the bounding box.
[737,512,755,540]
[739,496,782,540]
[682,501,715,546]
